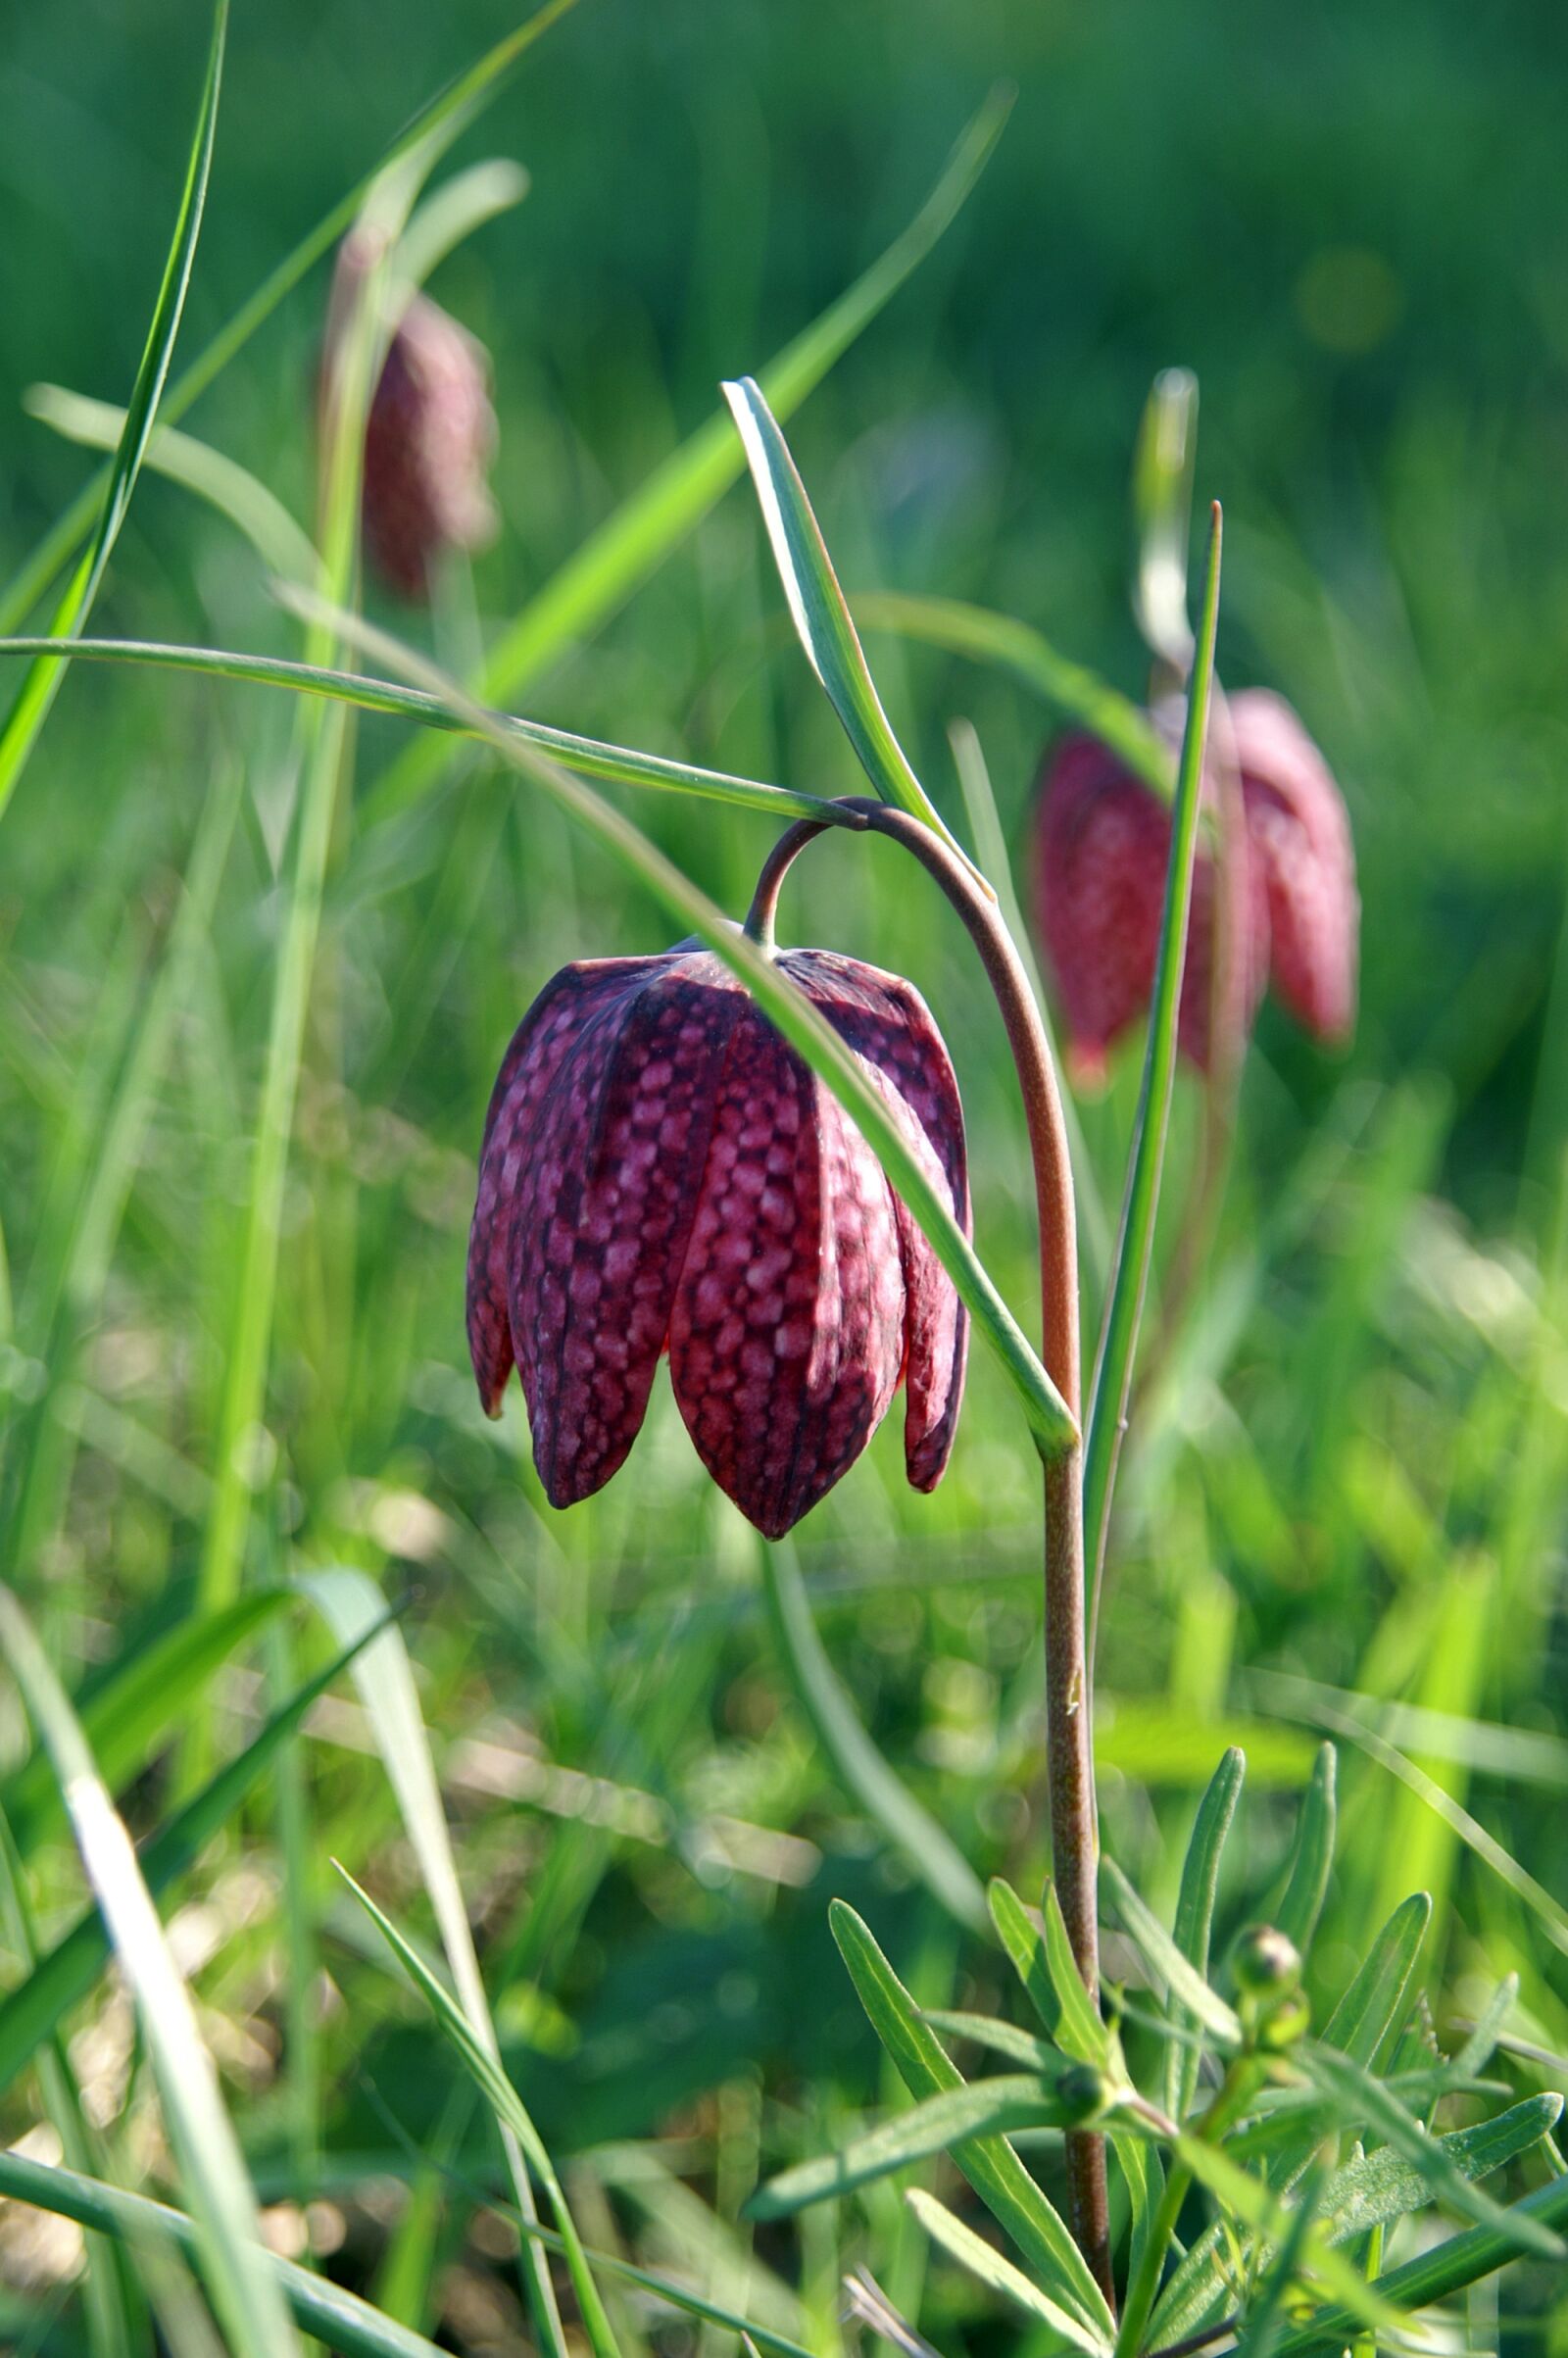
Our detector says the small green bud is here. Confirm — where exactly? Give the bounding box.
[1056,2062,1108,2123]
[1255,1989,1312,2051]
[1233,1924,1302,1999]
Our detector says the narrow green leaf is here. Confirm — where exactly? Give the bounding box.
[1102,1856,1243,2048]
[0,1583,300,2358]
[989,1877,1065,2039]
[1131,368,1200,669]
[1320,1892,1430,2071]
[338,1866,623,2358]
[280,586,1080,1459]
[1175,2137,1407,2336]
[0,0,581,637]
[1298,2044,1563,2258]
[1275,2175,1568,2352]
[0,1616,392,2099]
[390,156,530,299]
[501,2209,814,2358]
[1323,2094,1563,2247]
[1235,2165,1324,2358]
[905,2191,1112,2356]
[752,2076,1082,2220]
[760,1543,986,1932]
[0,636,858,829]
[1449,1974,1519,2082]
[921,2013,1060,2072]
[1083,505,1223,1629]
[0,0,225,822]
[1273,1744,1337,1953]
[0,2150,452,2358]
[856,592,1174,802]
[364,88,1010,827]
[721,375,965,859]
[829,1900,1113,2339]
[1165,1746,1246,2121]
[988,1878,1109,2066]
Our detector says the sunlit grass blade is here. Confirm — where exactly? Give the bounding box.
[1101,1852,1243,2048]
[0,0,581,637]
[363,87,1011,827]
[0,1613,392,2098]
[337,1864,624,2358]
[829,1900,1113,2337]
[721,376,966,860]
[905,2191,1111,2356]
[1322,2094,1562,2248]
[857,592,1172,799]
[1272,1743,1337,1953]
[1174,2138,1406,2336]
[1165,1745,1245,2120]
[279,584,1078,1455]
[760,1542,986,1934]
[0,1583,299,2358]
[0,0,225,824]
[1132,367,1200,669]
[0,636,859,829]
[0,2150,452,2358]
[751,2075,1088,2221]
[300,1568,567,2358]
[1083,505,1223,1643]
[24,391,322,586]
[1297,2044,1562,2257]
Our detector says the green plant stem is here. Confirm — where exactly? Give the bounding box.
[745,798,1110,2305]
[1114,2053,1262,2358]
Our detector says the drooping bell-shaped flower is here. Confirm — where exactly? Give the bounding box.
[1030,728,1270,1086]
[1229,690,1358,1045]
[360,292,499,598]
[466,945,970,1540]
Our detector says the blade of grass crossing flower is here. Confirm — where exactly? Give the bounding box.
[1084,505,1224,1649]
[1273,1744,1337,1953]
[828,1900,1113,2337]
[364,89,1011,827]
[1102,1854,1242,2047]
[721,377,968,861]
[905,2192,1110,2355]
[0,1,224,823]
[279,585,1080,1456]
[338,1866,623,2358]
[760,1542,987,1934]
[857,592,1173,803]
[0,2151,454,2358]
[0,0,581,637]
[0,1584,299,2358]
[390,158,530,301]
[1165,1747,1246,2121]
[300,1569,567,2358]
[0,1616,394,2099]
[0,635,858,829]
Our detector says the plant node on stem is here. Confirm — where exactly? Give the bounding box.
[745,797,1113,2308]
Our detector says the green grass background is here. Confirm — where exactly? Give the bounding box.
[0,1,1565,2349]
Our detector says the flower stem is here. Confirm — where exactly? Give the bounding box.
[746,797,1113,2305]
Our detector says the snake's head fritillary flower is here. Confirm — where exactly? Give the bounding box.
[1030,730,1269,1086]
[466,945,970,1540]
[1230,690,1358,1046]
[360,292,499,598]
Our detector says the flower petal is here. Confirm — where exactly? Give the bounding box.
[782,951,970,1491]
[667,1006,906,1538]
[507,957,742,1506]
[1232,690,1358,1042]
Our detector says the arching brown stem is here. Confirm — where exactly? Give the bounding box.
[747,798,1113,2306]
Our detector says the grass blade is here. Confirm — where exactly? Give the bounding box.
[721,376,965,858]
[0,1583,299,2358]
[760,1542,986,1934]
[1101,1854,1242,2048]
[363,88,1011,827]
[337,1865,624,2358]
[905,2189,1112,2355]
[1165,1746,1246,2120]
[0,635,858,829]
[829,1899,1113,2337]
[0,1,225,823]
[0,1614,392,2098]
[280,586,1079,1457]
[1083,506,1223,1639]
[0,0,581,636]
[751,2077,1086,2220]
[1272,1744,1337,1953]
